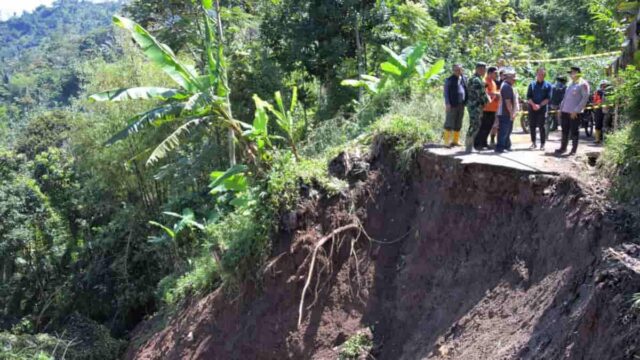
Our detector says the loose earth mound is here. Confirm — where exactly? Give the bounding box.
[126,136,640,360]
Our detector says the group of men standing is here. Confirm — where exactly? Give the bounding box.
[443,62,596,156]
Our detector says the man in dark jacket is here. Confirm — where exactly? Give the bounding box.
[548,75,567,134]
[443,64,467,147]
[526,67,552,150]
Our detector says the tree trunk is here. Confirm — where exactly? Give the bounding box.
[355,12,364,103]
[214,0,236,166]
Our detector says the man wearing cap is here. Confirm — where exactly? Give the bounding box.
[491,69,508,146]
[496,68,519,153]
[465,62,490,153]
[548,75,568,134]
[555,66,590,156]
[526,67,552,150]
[443,64,467,147]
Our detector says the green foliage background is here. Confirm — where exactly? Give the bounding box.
[0,0,637,358]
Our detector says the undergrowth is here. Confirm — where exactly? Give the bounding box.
[0,314,125,360]
[155,90,444,307]
[602,65,640,229]
[370,91,444,172]
[602,123,640,206]
[339,332,373,360]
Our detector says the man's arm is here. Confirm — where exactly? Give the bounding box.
[539,83,551,107]
[559,86,567,111]
[474,78,489,105]
[526,83,539,110]
[444,79,451,111]
[574,81,591,113]
[506,99,514,119]
[502,85,515,119]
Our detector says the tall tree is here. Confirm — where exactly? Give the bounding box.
[261,0,392,117]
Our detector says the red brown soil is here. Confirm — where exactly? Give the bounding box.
[125,136,640,360]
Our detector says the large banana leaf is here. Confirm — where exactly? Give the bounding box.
[90,87,187,102]
[147,117,207,165]
[105,103,185,145]
[404,42,428,76]
[341,75,381,94]
[209,164,249,194]
[113,16,201,92]
[380,62,402,77]
[422,59,445,81]
[381,45,407,70]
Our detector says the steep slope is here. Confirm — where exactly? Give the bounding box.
[126,137,640,359]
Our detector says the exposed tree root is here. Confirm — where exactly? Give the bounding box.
[298,223,359,328]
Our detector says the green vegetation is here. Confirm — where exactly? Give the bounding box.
[339,331,373,360]
[0,0,638,358]
[601,66,640,218]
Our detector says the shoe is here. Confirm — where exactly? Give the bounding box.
[495,149,504,153]
[540,144,545,151]
[568,150,577,156]
[452,131,461,146]
[529,143,537,149]
[451,131,460,146]
[443,130,451,146]
[554,148,566,155]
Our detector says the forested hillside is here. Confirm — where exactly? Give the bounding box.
[0,0,639,359]
[0,0,123,60]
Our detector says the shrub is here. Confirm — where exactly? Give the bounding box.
[339,332,373,360]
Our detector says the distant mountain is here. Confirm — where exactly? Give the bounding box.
[0,0,124,60]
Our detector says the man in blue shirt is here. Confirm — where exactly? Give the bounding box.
[526,67,552,150]
[443,64,467,147]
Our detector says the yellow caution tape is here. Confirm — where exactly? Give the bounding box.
[511,51,621,64]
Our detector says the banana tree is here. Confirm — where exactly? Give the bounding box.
[90,2,253,166]
[341,42,445,94]
[252,87,300,161]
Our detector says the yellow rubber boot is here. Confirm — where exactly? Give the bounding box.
[595,129,602,144]
[452,131,461,146]
[443,130,451,146]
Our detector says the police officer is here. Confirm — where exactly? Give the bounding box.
[465,62,490,153]
[555,66,590,156]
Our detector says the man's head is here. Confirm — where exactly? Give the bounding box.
[568,66,581,81]
[487,66,498,80]
[536,67,546,82]
[555,75,567,84]
[600,80,608,90]
[503,68,517,84]
[476,62,487,76]
[452,64,464,77]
